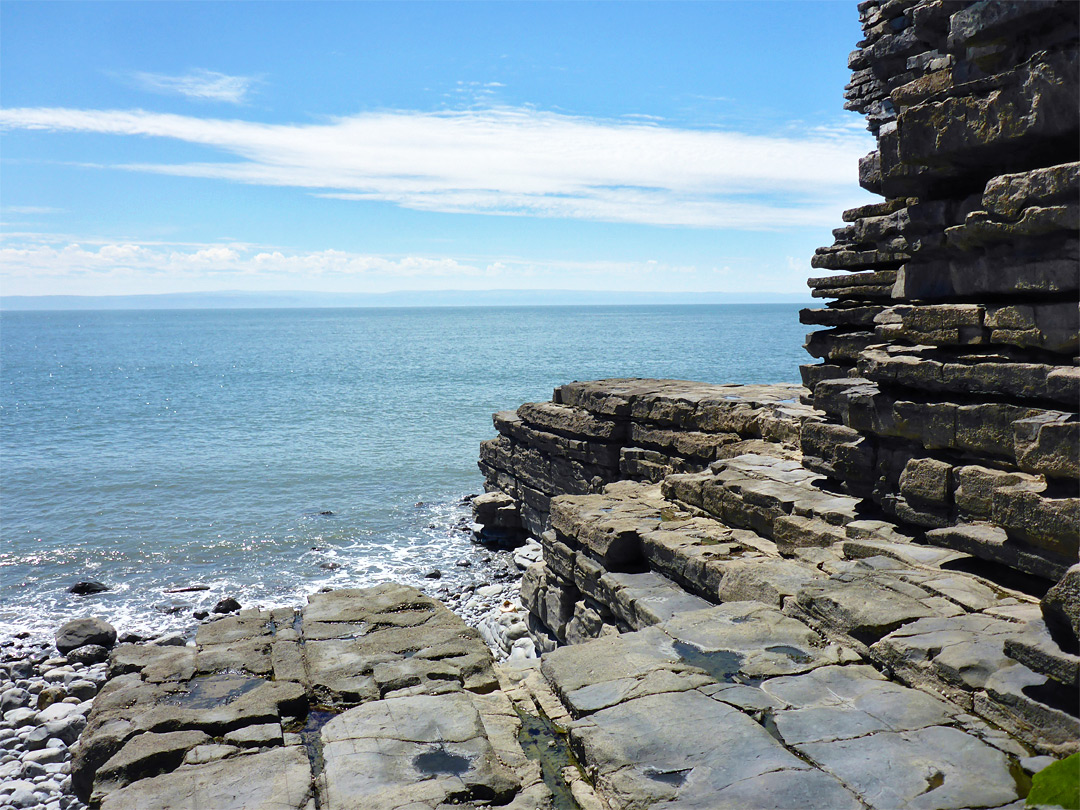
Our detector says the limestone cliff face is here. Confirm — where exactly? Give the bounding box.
[802,0,1079,586]
[476,0,1079,760]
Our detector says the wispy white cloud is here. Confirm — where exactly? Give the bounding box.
[131,69,255,103]
[3,205,65,214]
[1,235,763,296]
[0,105,873,228]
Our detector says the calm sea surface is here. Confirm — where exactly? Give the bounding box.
[0,305,808,641]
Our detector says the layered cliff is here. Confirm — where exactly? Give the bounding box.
[803,0,1079,588]
[475,0,1080,778]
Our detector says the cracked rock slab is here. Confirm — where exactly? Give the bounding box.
[567,690,849,810]
[763,665,956,745]
[318,693,520,810]
[797,725,1020,810]
[98,745,312,810]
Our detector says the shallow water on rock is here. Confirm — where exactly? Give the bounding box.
[163,672,265,710]
[672,640,744,682]
[517,709,583,810]
[413,747,472,777]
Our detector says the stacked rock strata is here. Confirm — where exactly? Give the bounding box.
[478,380,817,537]
[803,0,1078,584]
[482,379,1078,755]
[802,0,1080,737]
[472,2,1080,792]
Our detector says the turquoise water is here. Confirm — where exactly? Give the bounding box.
[0,305,808,640]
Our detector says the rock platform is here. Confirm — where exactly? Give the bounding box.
[472,4,1079,807]
[69,584,568,810]
[62,581,1054,810]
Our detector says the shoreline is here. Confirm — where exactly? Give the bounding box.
[0,495,539,810]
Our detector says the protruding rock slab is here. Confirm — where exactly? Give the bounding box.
[301,584,498,703]
[98,745,312,810]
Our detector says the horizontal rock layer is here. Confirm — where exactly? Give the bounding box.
[479,379,815,537]
[474,1,1080,799]
[477,381,1078,766]
[804,0,1079,586]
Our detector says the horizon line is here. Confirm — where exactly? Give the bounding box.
[0,288,815,312]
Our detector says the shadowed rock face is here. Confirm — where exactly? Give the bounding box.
[804,0,1078,581]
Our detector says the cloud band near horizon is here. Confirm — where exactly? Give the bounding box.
[0,105,872,229]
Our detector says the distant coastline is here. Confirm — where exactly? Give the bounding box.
[0,289,812,311]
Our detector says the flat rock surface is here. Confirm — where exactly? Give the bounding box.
[98,746,312,810]
[76,584,550,810]
[319,693,520,810]
[538,614,1029,810]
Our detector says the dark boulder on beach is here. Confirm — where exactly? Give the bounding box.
[67,643,110,665]
[213,597,242,614]
[68,581,110,595]
[55,617,116,654]
[423,568,442,580]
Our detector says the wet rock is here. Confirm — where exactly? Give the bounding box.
[423,568,442,580]
[55,618,116,655]
[212,597,241,615]
[67,582,109,596]
[66,645,109,666]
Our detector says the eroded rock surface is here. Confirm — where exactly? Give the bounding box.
[71,584,562,809]
[476,0,1079,781]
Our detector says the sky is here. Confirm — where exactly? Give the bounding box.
[0,1,876,298]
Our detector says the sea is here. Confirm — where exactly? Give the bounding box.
[0,304,808,644]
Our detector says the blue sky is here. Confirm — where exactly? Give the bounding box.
[1,1,875,297]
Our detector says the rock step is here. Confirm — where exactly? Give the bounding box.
[662,452,864,551]
[478,381,819,536]
[523,470,1078,756]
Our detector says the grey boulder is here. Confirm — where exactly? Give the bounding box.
[56,617,117,654]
